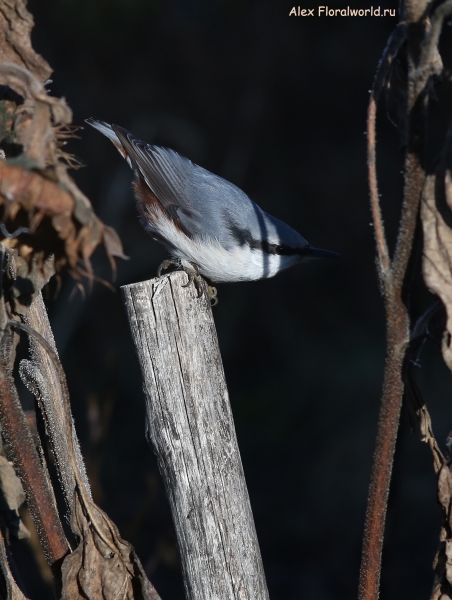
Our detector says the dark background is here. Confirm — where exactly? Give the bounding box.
[12,0,452,598]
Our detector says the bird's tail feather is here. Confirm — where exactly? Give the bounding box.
[85,118,120,144]
[85,118,132,167]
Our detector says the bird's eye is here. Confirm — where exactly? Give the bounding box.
[275,245,285,255]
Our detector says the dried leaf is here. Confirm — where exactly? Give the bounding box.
[0,50,126,283]
[438,465,452,512]
[416,402,445,474]
[0,456,29,541]
[0,0,51,83]
[421,172,452,371]
[446,540,452,586]
[0,163,74,214]
[0,99,16,143]
[61,492,161,600]
[0,530,28,600]
[103,225,129,260]
[0,56,125,282]
[0,163,124,281]
[6,250,54,317]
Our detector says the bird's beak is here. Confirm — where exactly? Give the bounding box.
[304,246,340,258]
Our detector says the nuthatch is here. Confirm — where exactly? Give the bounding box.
[86,119,338,301]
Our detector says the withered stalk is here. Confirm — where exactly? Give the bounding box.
[0,330,69,567]
[358,3,452,599]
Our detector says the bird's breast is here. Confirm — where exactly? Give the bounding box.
[145,209,286,282]
[189,242,285,282]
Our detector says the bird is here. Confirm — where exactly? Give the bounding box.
[86,118,338,303]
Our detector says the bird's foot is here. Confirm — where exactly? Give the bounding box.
[207,285,218,306]
[186,267,218,306]
[180,260,203,298]
[157,259,218,305]
[157,258,181,277]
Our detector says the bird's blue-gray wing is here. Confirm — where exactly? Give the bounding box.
[112,125,209,235]
[112,124,260,246]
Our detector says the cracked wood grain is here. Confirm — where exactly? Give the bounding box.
[122,271,269,600]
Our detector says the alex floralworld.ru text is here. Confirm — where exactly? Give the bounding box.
[289,6,396,16]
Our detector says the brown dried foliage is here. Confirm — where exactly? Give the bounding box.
[423,172,452,371]
[0,0,126,283]
[0,0,51,82]
[0,529,28,600]
[0,455,29,543]
[422,158,452,599]
[61,494,161,600]
[0,162,126,277]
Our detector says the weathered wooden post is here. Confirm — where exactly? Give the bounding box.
[122,271,269,600]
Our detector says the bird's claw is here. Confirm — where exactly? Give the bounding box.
[157,259,218,305]
[157,259,180,277]
[208,286,218,306]
[181,262,203,297]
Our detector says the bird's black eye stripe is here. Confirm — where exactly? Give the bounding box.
[261,241,298,256]
[227,222,298,255]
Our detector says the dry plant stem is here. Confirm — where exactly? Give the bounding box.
[360,0,452,593]
[368,96,390,275]
[359,27,408,600]
[7,321,163,600]
[359,305,408,600]
[0,331,69,566]
[367,23,406,278]
[8,321,95,518]
[23,292,91,514]
[359,11,436,600]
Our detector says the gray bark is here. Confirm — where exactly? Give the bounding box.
[121,271,270,600]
